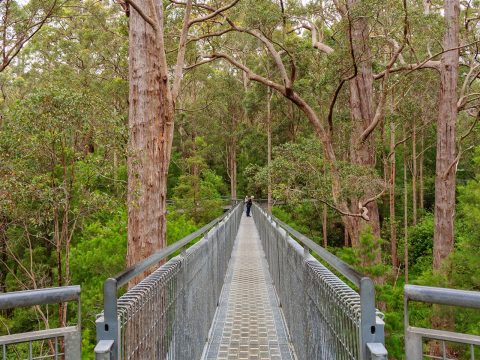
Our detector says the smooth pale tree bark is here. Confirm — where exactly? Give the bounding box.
[412,118,417,225]
[344,227,349,247]
[431,0,460,340]
[322,204,328,248]
[419,128,425,210]
[390,121,398,268]
[404,125,409,283]
[227,134,237,201]
[0,218,6,293]
[287,102,298,141]
[226,113,237,201]
[433,0,459,271]
[342,0,388,260]
[267,88,273,212]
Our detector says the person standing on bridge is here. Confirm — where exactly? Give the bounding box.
[246,196,253,217]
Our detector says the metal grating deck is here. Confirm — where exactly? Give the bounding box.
[204,214,295,360]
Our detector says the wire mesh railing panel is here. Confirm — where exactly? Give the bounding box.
[405,331,480,360]
[405,285,480,360]
[0,286,81,360]
[98,204,243,360]
[253,207,364,360]
[303,260,361,360]
[1,333,79,360]
[420,340,479,360]
[117,259,182,359]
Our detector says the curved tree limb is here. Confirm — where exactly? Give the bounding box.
[301,23,334,54]
[188,0,239,26]
[124,0,157,30]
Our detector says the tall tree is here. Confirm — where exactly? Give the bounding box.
[123,0,238,277]
[432,0,459,271]
[267,88,273,212]
[389,120,398,268]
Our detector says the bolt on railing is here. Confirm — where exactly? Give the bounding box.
[252,203,387,360]
[94,203,243,360]
[404,284,480,359]
[0,286,81,360]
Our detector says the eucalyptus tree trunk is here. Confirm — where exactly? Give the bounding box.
[267,89,273,213]
[227,112,237,201]
[412,118,417,225]
[0,217,6,293]
[404,125,409,283]
[322,204,328,248]
[419,129,424,210]
[126,1,173,276]
[345,0,382,254]
[227,135,237,201]
[390,121,398,268]
[433,0,459,271]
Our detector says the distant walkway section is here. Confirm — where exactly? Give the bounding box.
[204,215,295,360]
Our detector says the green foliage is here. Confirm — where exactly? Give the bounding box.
[173,137,226,223]
[406,213,434,274]
[450,147,480,291]
[0,0,479,358]
[166,211,200,246]
[69,208,199,357]
[71,209,127,357]
[252,137,384,209]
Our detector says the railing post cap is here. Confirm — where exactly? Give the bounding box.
[367,343,388,359]
[94,339,115,354]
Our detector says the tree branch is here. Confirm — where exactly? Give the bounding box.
[360,0,409,143]
[124,0,157,30]
[171,0,192,102]
[301,23,334,54]
[188,0,239,26]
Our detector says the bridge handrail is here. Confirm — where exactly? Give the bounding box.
[0,286,81,359]
[404,284,480,359]
[0,285,80,309]
[265,211,364,287]
[114,213,230,287]
[405,284,480,309]
[253,204,387,360]
[96,202,243,360]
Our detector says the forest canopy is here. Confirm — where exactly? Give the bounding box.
[0,0,479,358]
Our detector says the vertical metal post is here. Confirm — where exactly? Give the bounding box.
[303,245,309,259]
[404,331,423,360]
[95,340,115,360]
[404,294,422,360]
[96,278,119,360]
[367,343,388,360]
[275,221,281,294]
[65,330,82,360]
[360,277,384,360]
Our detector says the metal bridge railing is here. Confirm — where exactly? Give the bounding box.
[404,284,480,359]
[95,203,243,360]
[0,286,81,360]
[252,204,387,360]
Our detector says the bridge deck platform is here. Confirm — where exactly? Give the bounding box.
[204,214,295,360]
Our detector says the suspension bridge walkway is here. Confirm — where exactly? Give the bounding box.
[204,216,294,360]
[1,202,480,359]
